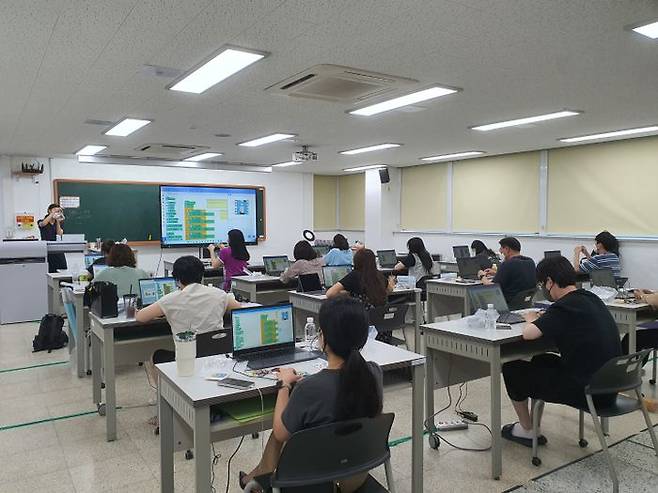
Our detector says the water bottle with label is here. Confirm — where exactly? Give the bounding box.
[485,304,498,330]
[304,317,317,349]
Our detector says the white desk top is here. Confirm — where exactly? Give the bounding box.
[288,286,421,301]
[233,274,285,284]
[48,272,74,279]
[156,339,425,407]
[535,298,650,312]
[426,278,482,287]
[422,316,526,344]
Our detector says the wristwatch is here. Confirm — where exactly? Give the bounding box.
[276,380,292,392]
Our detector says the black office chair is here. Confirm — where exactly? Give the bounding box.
[507,287,537,311]
[254,413,396,493]
[368,304,409,347]
[416,274,440,303]
[530,350,658,493]
[196,328,232,358]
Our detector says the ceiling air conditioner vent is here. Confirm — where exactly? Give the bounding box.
[265,64,417,103]
[134,143,209,159]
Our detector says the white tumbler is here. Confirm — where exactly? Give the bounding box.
[174,331,197,377]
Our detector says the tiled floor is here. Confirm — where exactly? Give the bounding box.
[1,321,657,492]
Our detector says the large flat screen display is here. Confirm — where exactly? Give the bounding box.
[160,185,258,247]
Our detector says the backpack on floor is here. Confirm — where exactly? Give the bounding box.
[32,314,68,353]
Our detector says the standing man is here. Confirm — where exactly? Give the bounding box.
[38,203,67,273]
[481,237,536,303]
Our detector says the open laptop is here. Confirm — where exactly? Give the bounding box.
[323,265,352,288]
[377,249,398,269]
[467,284,526,325]
[544,250,561,258]
[457,256,482,281]
[453,245,471,259]
[232,304,321,370]
[84,253,103,268]
[138,277,177,307]
[589,268,626,289]
[313,245,331,257]
[297,273,325,294]
[263,256,290,276]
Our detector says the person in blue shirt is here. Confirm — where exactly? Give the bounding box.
[323,234,354,266]
[573,231,621,277]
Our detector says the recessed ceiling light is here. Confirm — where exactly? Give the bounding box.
[238,133,296,147]
[631,20,658,39]
[349,85,459,116]
[169,46,267,94]
[342,164,388,172]
[471,110,581,131]
[104,118,152,137]
[339,143,401,155]
[183,152,222,162]
[75,145,107,156]
[272,161,302,168]
[559,125,658,143]
[420,151,484,162]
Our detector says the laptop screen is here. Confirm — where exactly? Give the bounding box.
[92,264,108,276]
[263,256,289,275]
[323,265,352,288]
[232,304,295,354]
[453,245,470,259]
[377,250,397,268]
[139,277,177,307]
[589,269,616,288]
[544,250,561,258]
[298,273,323,292]
[457,256,481,279]
[313,245,330,257]
[468,285,510,314]
[84,254,103,268]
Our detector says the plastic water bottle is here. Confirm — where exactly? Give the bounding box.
[484,304,498,330]
[304,317,317,348]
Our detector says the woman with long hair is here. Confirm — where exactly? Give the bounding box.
[327,248,393,307]
[470,239,499,270]
[241,297,383,492]
[208,229,251,290]
[573,230,621,276]
[394,236,436,279]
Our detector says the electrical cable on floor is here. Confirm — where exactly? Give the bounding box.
[225,436,245,493]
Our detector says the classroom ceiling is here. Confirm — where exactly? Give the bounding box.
[1,0,658,174]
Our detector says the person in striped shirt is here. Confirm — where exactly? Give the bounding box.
[573,231,621,277]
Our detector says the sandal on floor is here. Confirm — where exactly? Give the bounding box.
[239,471,248,490]
[501,423,547,448]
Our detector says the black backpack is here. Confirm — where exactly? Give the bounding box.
[33,314,68,353]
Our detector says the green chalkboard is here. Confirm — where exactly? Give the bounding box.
[54,180,266,244]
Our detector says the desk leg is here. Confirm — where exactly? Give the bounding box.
[414,290,422,353]
[91,330,102,405]
[628,315,637,354]
[74,297,85,377]
[425,346,435,431]
[427,293,437,323]
[411,363,425,493]
[47,279,55,313]
[103,328,117,442]
[193,407,212,493]
[159,389,175,493]
[490,347,502,480]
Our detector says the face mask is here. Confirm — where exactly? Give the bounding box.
[542,281,554,302]
[471,249,477,256]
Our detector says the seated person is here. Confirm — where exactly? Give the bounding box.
[621,289,658,359]
[241,297,383,493]
[208,228,250,291]
[573,230,621,277]
[87,239,114,280]
[501,256,621,446]
[324,234,353,266]
[326,248,394,308]
[481,237,536,303]
[93,244,148,297]
[280,240,324,283]
[394,236,437,279]
[470,239,499,270]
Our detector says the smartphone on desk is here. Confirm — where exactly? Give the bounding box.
[496,323,513,330]
[217,377,254,390]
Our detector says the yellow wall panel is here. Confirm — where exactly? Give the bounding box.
[313,175,337,229]
[401,164,448,230]
[338,173,365,230]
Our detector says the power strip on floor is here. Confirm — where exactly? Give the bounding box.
[434,419,469,431]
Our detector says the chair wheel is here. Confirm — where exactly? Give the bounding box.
[429,434,440,450]
[531,457,541,467]
[154,426,159,436]
[185,450,194,460]
[138,362,144,366]
[86,370,92,376]
[97,403,106,416]
[650,379,656,385]
[101,382,105,389]
[251,432,259,439]
[579,439,588,448]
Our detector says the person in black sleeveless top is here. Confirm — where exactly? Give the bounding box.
[38,203,67,273]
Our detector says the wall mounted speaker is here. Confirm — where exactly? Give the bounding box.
[379,168,390,184]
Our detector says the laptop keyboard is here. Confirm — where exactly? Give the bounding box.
[497,312,525,324]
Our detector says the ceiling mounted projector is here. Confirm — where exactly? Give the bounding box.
[293,145,317,162]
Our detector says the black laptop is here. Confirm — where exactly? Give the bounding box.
[544,250,561,258]
[456,256,482,281]
[376,250,398,269]
[467,284,526,325]
[297,273,325,294]
[453,245,471,259]
[231,304,321,370]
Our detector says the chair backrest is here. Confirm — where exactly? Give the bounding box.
[417,275,439,302]
[196,329,232,358]
[507,287,537,311]
[272,413,394,489]
[585,349,653,395]
[368,304,409,333]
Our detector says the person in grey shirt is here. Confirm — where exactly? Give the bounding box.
[240,297,383,492]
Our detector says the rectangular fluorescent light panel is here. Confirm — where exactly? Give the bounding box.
[76,145,107,156]
[238,133,295,147]
[421,151,484,162]
[272,161,301,167]
[632,21,658,39]
[472,111,580,131]
[104,118,152,137]
[340,143,401,155]
[559,125,658,143]
[184,152,222,162]
[349,86,458,116]
[170,48,265,94]
[343,164,387,172]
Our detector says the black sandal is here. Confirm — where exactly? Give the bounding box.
[501,423,547,448]
[239,471,248,490]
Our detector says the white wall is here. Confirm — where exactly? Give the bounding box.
[4,157,313,275]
